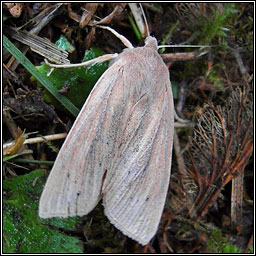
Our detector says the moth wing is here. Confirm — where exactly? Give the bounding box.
[39,61,126,218]
[103,79,174,245]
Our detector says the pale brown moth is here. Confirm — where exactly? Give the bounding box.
[39,26,174,245]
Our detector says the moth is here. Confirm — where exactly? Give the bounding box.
[39,29,174,245]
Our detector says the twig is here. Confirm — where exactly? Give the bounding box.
[3,108,18,138]
[176,80,187,114]
[3,133,67,150]
[233,49,249,78]
[231,171,244,229]
[173,129,186,177]
[161,51,207,62]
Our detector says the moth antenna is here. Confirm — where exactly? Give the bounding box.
[44,53,118,68]
[128,3,149,38]
[139,3,150,37]
[97,25,134,49]
[158,44,211,49]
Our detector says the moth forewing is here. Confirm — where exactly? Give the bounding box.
[102,38,174,245]
[39,63,125,218]
[39,36,174,246]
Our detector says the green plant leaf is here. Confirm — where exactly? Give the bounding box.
[33,47,109,109]
[55,35,75,53]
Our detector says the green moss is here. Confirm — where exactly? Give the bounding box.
[3,170,83,253]
[194,3,238,45]
[176,4,245,92]
[207,228,242,253]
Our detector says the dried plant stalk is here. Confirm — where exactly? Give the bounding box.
[171,85,253,219]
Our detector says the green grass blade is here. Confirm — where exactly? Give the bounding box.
[3,35,79,117]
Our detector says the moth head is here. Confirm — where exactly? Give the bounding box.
[144,36,158,50]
